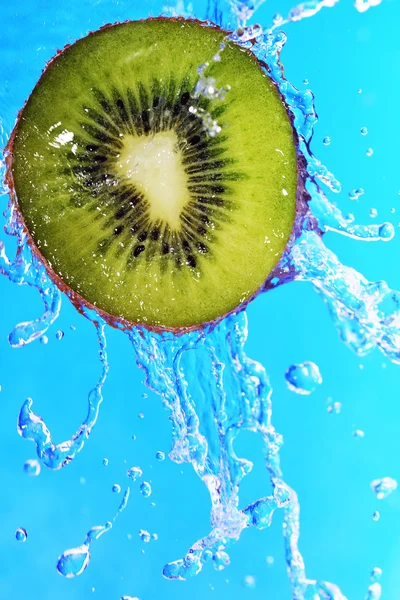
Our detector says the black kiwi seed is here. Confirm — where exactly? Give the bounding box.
[151,228,160,241]
[133,245,146,257]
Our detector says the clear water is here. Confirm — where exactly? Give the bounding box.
[56,487,130,578]
[0,0,397,598]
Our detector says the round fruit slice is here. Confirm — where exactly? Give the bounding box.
[7,18,297,330]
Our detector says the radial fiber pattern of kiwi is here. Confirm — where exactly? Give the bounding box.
[66,75,242,274]
[11,19,298,328]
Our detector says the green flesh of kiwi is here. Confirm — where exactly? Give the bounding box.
[9,18,297,330]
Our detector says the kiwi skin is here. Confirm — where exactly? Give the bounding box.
[4,16,305,334]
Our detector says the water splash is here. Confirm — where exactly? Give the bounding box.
[0,0,394,597]
[57,488,130,578]
[0,204,61,347]
[16,320,109,470]
[122,3,396,597]
[128,313,353,599]
[270,0,340,31]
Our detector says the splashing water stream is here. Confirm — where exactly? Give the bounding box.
[0,0,394,598]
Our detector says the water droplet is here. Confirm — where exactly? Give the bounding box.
[112,484,121,494]
[151,533,158,541]
[366,147,374,157]
[55,330,64,340]
[102,458,109,466]
[378,223,395,240]
[40,335,48,345]
[138,412,144,419]
[57,544,90,578]
[390,207,396,214]
[155,451,165,461]
[202,549,213,562]
[326,398,342,414]
[371,477,398,499]
[303,78,309,85]
[348,188,364,200]
[323,136,331,146]
[272,13,284,26]
[358,88,363,94]
[360,126,368,136]
[23,459,41,476]
[243,575,256,588]
[140,481,152,498]
[370,567,382,582]
[139,529,151,543]
[70,325,76,331]
[285,361,322,395]
[213,550,230,571]
[369,208,378,218]
[353,429,365,439]
[80,476,86,485]
[121,596,140,600]
[266,555,275,565]
[127,466,143,481]
[15,527,27,542]
[372,511,380,521]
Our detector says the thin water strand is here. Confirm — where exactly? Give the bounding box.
[0,203,61,347]
[17,321,109,470]
[269,0,341,32]
[128,311,346,598]
[57,488,130,578]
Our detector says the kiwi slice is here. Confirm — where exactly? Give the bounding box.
[7,18,297,330]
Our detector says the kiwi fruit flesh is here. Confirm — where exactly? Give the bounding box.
[8,18,297,330]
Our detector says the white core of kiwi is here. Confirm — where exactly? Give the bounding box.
[115,130,190,230]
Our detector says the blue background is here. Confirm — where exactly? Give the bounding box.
[1,0,400,598]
